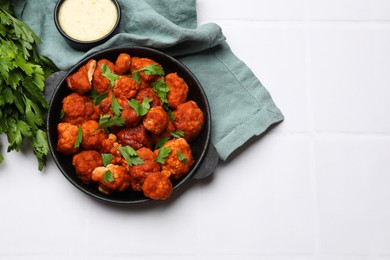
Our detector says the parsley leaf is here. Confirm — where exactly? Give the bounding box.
[7,119,32,152]
[101,153,113,167]
[25,98,44,129]
[154,137,169,150]
[90,89,108,105]
[98,114,125,131]
[103,170,115,183]
[74,126,82,148]
[118,145,144,166]
[155,146,172,164]
[31,130,49,171]
[142,64,165,76]
[128,98,152,116]
[132,64,165,84]
[170,130,184,138]
[101,63,119,88]
[167,109,175,121]
[176,150,187,164]
[152,78,169,105]
[111,95,123,116]
[132,71,141,85]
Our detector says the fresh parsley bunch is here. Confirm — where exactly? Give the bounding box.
[0,1,57,170]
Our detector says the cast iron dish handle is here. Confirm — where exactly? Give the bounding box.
[44,71,218,180]
[44,71,68,103]
[191,143,218,179]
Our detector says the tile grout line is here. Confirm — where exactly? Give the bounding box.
[304,0,321,256]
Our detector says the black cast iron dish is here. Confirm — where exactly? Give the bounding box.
[54,0,121,51]
[46,46,218,205]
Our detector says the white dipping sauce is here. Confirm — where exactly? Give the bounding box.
[58,0,118,42]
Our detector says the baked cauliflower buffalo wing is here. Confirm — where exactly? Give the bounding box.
[98,93,125,116]
[130,57,161,89]
[92,164,131,194]
[62,92,99,125]
[165,72,189,109]
[150,118,176,144]
[57,122,79,155]
[113,75,139,99]
[115,53,131,74]
[99,94,141,127]
[117,124,153,150]
[66,59,96,94]
[56,52,205,201]
[121,107,142,127]
[135,87,162,108]
[156,138,194,181]
[128,147,161,191]
[72,150,103,184]
[142,171,173,200]
[173,101,204,142]
[93,59,116,93]
[143,106,169,135]
[80,120,107,150]
[100,134,123,165]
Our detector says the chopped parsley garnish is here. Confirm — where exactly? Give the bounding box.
[101,153,113,167]
[100,63,119,88]
[152,78,169,105]
[155,146,172,164]
[98,114,125,131]
[111,95,123,116]
[176,150,187,164]
[167,109,175,121]
[90,89,108,105]
[132,64,165,84]
[128,98,152,116]
[74,126,83,148]
[118,145,144,166]
[103,170,115,183]
[170,130,184,138]
[154,137,169,150]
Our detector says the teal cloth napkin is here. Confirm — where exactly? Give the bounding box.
[14,0,283,161]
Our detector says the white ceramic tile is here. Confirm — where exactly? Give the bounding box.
[220,23,308,133]
[0,255,320,260]
[0,257,69,260]
[197,0,306,23]
[316,257,390,260]
[7,254,390,260]
[66,187,201,256]
[197,135,316,254]
[308,0,390,21]
[310,25,390,134]
[0,158,93,255]
[314,136,390,255]
[197,256,315,260]
[3,1,390,260]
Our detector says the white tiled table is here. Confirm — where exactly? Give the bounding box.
[1,1,390,259]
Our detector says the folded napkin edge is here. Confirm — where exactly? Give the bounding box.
[214,108,284,161]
